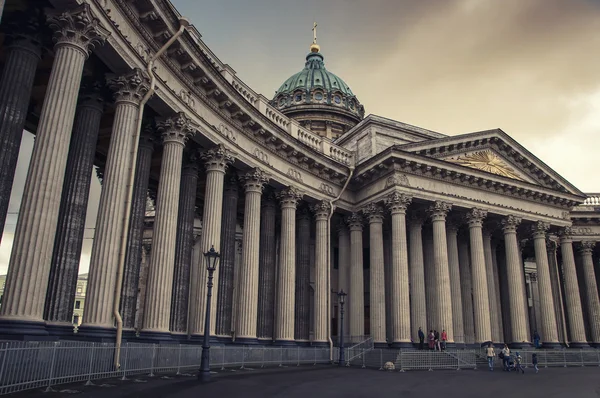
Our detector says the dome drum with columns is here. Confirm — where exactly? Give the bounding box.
[0,0,598,353]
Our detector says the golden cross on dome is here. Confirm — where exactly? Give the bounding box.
[312,22,318,44]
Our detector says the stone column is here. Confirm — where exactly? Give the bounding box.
[446,223,465,346]
[466,208,491,344]
[408,212,427,343]
[0,5,108,334]
[423,230,436,331]
[295,205,311,343]
[134,242,152,330]
[312,201,331,345]
[189,145,234,336]
[483,230,501,343]
[142,114,195,336]
[274,186,303,344]
[0,11,42,242]
[363,203,386,346]
[547,240,567,344]
[169,154,199,335]
[428,201,454,342]
[235,169,269,343]
[458,237,475,345]
[490,241,504,343]
[337,222,351,336]
[44,82,105,332]
[530,222,560,346]
[214,173,239,338]
[383,222,393,343]
[256,190,277,341]
[501,215,530,347]
[385,192,412,347]
[578,241,600,346]
[347,213,365,340]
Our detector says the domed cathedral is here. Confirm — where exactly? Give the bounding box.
[271,28,364,140]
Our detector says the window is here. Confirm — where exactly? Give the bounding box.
[75,300,81,309]
[349,100,355,110]
[333,247,339,269]
[73,316,79,325]
[77,288,82,294]
[314,92,323,101]
[278,98,285,107]
[334,95,341,104]
[294,94,302,102]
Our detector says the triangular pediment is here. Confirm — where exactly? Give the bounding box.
[397,129,585,196]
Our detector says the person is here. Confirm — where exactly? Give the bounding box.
[441,329,447,351]
[533,330,541,349]
[486,343,495,371]
[515,352,525,374]
[418,327,425,350]
[501,344,511,371]
[434,330,440,351]
[428,330,435,350]
[532,353,539,373]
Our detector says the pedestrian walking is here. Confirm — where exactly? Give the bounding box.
[515,352,525,374]
[441,329,447,351]
[434,330,441,351]
[418,327,425,350]
[532,353,539,373]
[486,343,495,371]
[501,344,511,371]
[533,331,541,349]
[428,330,435,350]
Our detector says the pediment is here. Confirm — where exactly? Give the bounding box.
[397,129,585,196]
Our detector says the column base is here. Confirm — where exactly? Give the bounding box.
[541,342,563,349]
[589,342,600,349]
[233,337,258,345]
[273,339,296,346]
[311,341,329,348]
[444,342,456,349]
[569,342,590,349]
[296,340,311,347]
[137,330,173,343]
[374,342,389,349]
[390,341,413,349]
[46,322,76,338]
[74,324,116,342]
[452,342,466,349]
[169,332,189,343]
[0,318,50,340]
[213,335,233,344]
[256,338,273,346]
[509,342,532,349]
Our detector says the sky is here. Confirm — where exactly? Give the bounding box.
[1,0,599,275]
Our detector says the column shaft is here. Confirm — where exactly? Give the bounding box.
[579,242,600,345]
[337,224,351,336]
[490,241,504,342]
[483,231,501,342]
[44,89,104,326]
[423,231,436,331]
[364,203,386,345]
[547,242,567,344]
[447,226,464,345]
[347,213,364,340]
[560,234,587,344]
[256,193,277,340]
[467,208,491,343]
[409,215,427,343]
[312,202,331,344]
[294,208,311,341]
[458,238,475,344]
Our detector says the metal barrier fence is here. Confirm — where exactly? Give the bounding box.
[0,341,331,396]
[345,337,374,363]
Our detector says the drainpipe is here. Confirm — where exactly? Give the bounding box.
[326,158,355,361]
[113,17,191,369]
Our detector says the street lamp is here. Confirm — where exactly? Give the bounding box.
[337,290,347,366]
[198,245,220,383]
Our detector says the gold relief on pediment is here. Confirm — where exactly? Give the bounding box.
[446,150,524,181]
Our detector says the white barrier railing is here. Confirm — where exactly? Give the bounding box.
[0,341,331,396]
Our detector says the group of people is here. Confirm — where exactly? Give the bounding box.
[417,327,448,351]
[486,343,539,374]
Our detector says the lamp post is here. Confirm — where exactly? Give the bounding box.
[199,245,220,383]
[337,290,347,366]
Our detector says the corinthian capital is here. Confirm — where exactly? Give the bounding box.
[501,215,522,233]
[428,201,452,222]
[311,201,332,221]
[466,208,488,228]
[277,186,303,209]
[78,77,108,111]
[240,168,270,193]
[4,9,43,56]
[531,221,550,239]
[47,4,110,56]
[558,226,574,243]
[107,68,151,105]
[385,192,412,214]
[346,212,364,231]
[200,144,235,173]
[362,203,384,223]
[578,241,596,255]
[157,112,196,145]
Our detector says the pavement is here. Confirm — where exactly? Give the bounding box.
[11,365,600,398]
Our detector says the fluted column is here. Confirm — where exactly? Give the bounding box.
[235,168,269,342]
[274,186,303,344]
[458,237,475,344]
[312,201,331,345]
[501,215,530,347]
[423,230,436,331]
[169,154,199,334]
[559,228,588,346]
[295,205,311,342]
[142,114,195,335]
[490,240,504,343]
[466,208,491,343]
[408,212,427,343]
[214,173,239,337]
[44,82,105,330]
[0,5,108,334]
[483,230,501,343]
[446,223,464,345]
[547,241,567,344]
[337,222,351,336]
[347,213,365,340]
[256,190,277,341]
[134,242,152,330]
[385,192,412,347]
[363,203,386,345]
[578,241,600,346]
[0,11,42,242]
[530,222,560,346]
[428,201,454,342]
[189,145,234,336]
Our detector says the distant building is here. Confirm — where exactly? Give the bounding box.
[72,274,88,326]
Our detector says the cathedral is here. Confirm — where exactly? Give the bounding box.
[0,0,599,351]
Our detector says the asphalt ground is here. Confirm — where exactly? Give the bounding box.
[10,364,600,398]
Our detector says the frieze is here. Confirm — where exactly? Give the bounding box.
[385,172,410,188]
[319,183,335,196]
[219,123,236,142]
[179,89,195,108]
[252,147,270,165]
[287,168,303,183]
